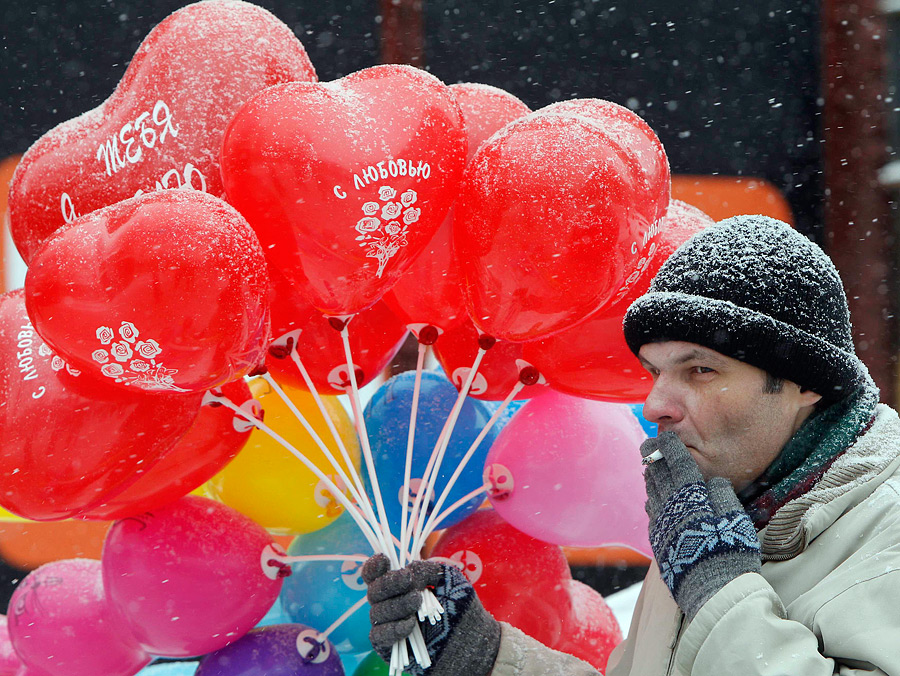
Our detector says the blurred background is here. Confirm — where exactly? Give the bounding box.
[0,0,897,649]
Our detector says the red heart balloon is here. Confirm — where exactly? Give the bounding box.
[433,319,546,401]
[25,190,270,393]
[523,200,714,401]
[0,290,201,521]
[266,265,408,393]
[555,580,623,672]
[384,83,531,332]
[430,509,573,649]
[220,64,468,315]
[81,380,254,521]
[455,99,670,342]
[8,0,316,264]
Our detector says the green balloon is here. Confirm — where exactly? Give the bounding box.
[353,651,411,676]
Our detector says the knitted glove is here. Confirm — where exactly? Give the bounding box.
[363,553,501,676]
[642,432,762,619]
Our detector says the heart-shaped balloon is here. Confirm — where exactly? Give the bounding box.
[555,580,623,673]
[455,99,670,341]
[433,320,545,401]
[221,64,468,315]
[25,190,270,393]
[523,200,714,401]
[8,0,316,264]
[81,380,254,521]
[383,83,531,332]
[430,510,573,649]
[0,290,201,521]
[266,265,408,393]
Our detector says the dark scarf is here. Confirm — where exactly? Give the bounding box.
[737,383,880,529]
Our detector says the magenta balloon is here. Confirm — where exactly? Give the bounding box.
[7,559,150,676]
[484,391,651,553]
[102,496,283,657]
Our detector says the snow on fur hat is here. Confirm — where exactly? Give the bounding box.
[623,215,868,401]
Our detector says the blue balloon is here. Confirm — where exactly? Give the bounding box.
[280,513,371,655]
[340,651,368,675]
[256,594,292,628]
[482,398,527,435]
[628,403,658,438]
[363,370,499,535]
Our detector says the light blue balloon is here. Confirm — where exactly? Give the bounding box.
[363,370,500,536]
[256,595,292,628]
[340,651,368,675]
[137,663,198,676]
[482,398,527,434]
[628,403,658,438]
[280,513,371,655]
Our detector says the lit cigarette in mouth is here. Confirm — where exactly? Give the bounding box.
[642,449,664,466]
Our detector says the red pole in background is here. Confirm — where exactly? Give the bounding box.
[379,0,425,67]
[822,0,896,405]
[379,0,425,375]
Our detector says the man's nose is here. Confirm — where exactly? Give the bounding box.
[642,379,684,424]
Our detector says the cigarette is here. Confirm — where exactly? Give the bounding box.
[641,449,664,466]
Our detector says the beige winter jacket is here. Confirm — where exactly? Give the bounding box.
[491,403,900,675]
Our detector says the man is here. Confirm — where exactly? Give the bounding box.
[363,215,900,675]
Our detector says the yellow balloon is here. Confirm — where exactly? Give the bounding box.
[0,505,27,522]
[207,379,360,535]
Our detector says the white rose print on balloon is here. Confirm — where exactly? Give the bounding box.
[354,186,419,278]
[91,321,186,392]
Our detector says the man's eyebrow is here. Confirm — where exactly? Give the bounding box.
[639,348,728,370]
[673,348,727,366]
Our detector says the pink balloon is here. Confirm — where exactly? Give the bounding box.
[102,496,284,657]
[0,616,23,676]
[484,391,651,553]
[7,559,150,676]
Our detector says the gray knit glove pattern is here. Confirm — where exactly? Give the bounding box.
[642,432,762,619]
[363,553,501,676]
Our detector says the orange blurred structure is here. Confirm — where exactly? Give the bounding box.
[671,174,794,224]
[0,519,110,569]
[0,155,21,293]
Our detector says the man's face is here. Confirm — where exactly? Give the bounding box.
[638,341,821,492]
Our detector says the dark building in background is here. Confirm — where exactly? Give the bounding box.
[2,0,822,235]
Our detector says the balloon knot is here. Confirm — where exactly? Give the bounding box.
[328,316,350,332]
[250,364,269,377]
[267,558,293,578]
[268,337,295,360]
[477,334,497,351]
[418,325,440,346]
[518,366,541,386]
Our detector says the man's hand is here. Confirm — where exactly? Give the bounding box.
[641,432,762,619]
[362,554,501,676]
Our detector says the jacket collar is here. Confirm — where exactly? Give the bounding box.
[759,404,900,560]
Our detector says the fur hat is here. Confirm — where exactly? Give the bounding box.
[623,215,868,400]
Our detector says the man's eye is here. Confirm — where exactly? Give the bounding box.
[692,366,715,375]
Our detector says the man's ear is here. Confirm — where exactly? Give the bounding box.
[798,387,823,408]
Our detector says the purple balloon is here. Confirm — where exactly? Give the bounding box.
[196,624,344,676]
